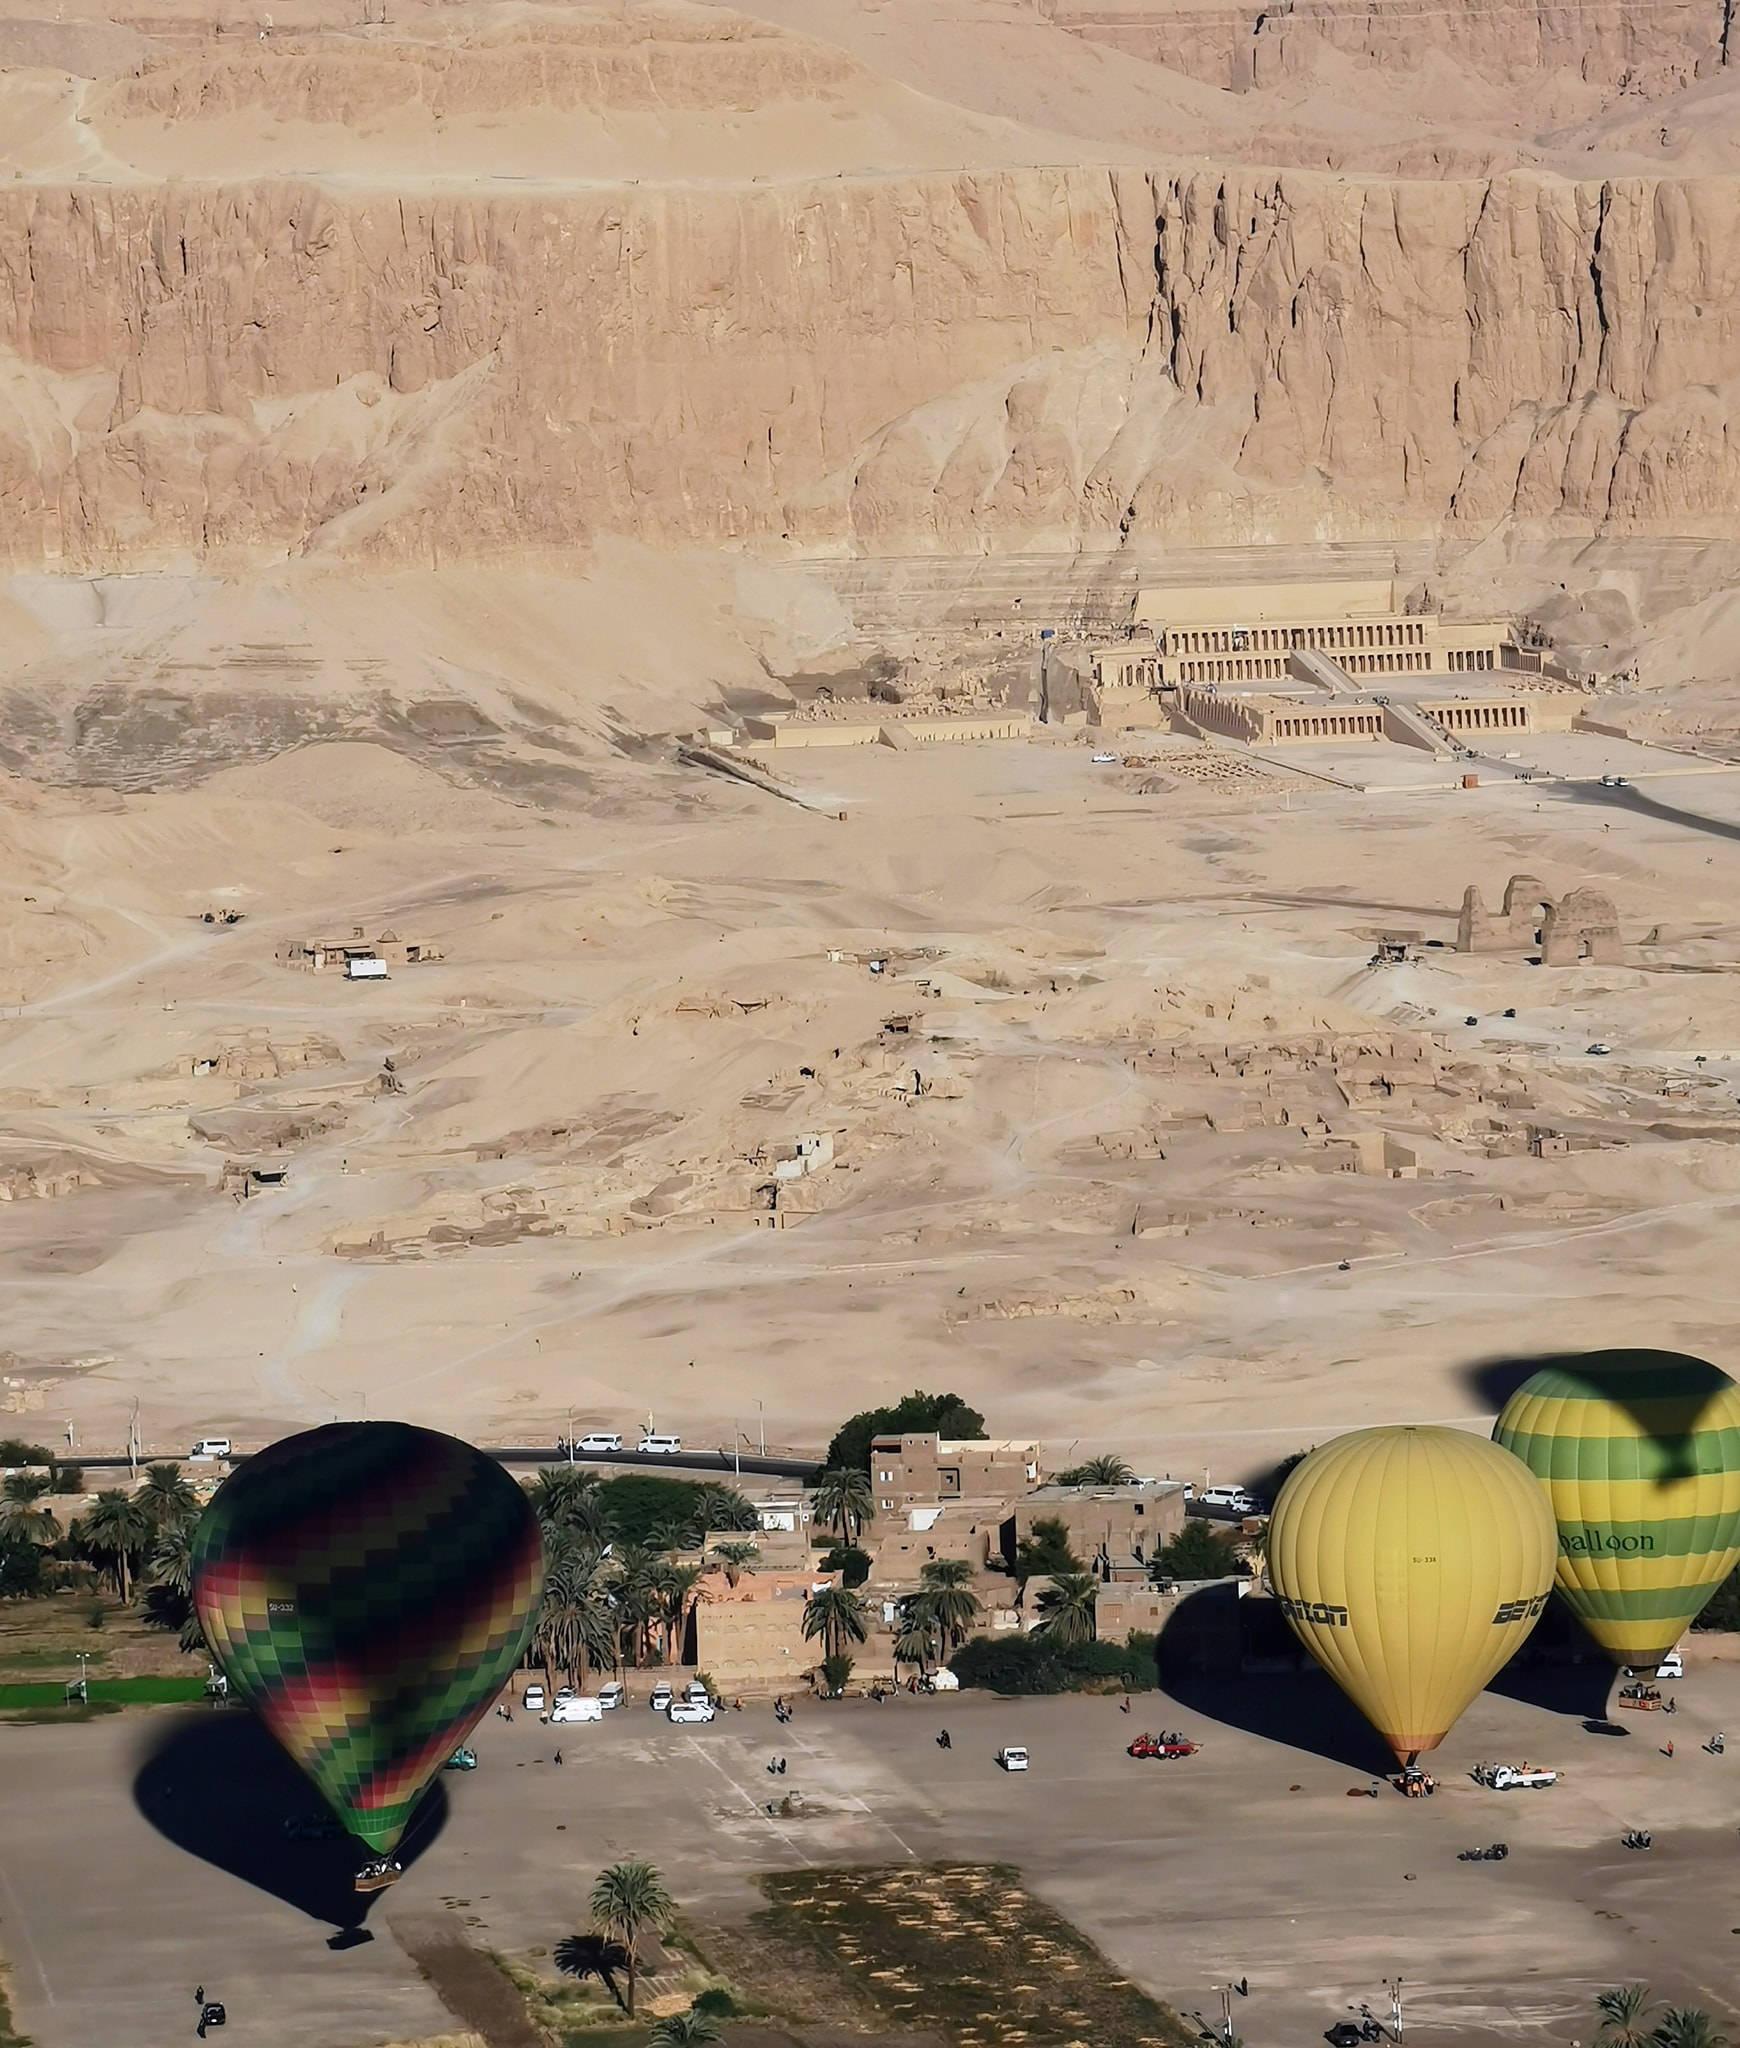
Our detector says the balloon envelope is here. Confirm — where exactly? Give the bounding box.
[1266,1425,1556,1763]
[193,1422,543,1853]
[1493,1348,1740,1666]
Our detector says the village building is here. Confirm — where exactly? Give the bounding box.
[868,1432,1040,1515]
[1005,1479,1188,1579]
[681,1566,839,1691]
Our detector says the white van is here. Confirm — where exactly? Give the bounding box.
[550,1695,605,1724]
[639,1433,682,1456]
[188,1438,232,1460]
[1199,1486,1261,1516]
[597,1681,626,1711]
[576,1433,623,1454]
[997,1746,1029,1772]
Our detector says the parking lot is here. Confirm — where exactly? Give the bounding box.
[5,1654,1740,2048]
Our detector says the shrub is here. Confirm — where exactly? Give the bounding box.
[50,1462,84,1495]
[692,1987,738,2018]
[0,1530,45,1599]
[950,1631,1158,1695]
[819,1543,871,1588]
[1012,1516,1083,1585]
[1155,1520,1249,1582]
[819,1652,855,1695]
[0,1440,52,1470]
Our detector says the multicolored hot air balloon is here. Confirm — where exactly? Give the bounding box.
[1493,1348,1740,1667]
[193,1422,543,1875]
[1266,1425,1557,1764]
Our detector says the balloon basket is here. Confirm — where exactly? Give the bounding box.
[354,1861,403,1896]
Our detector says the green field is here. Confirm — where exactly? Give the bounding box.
[0,1675,209,1709]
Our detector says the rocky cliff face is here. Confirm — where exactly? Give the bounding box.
[2,164,1738,568]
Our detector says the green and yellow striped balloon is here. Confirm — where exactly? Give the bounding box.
[1493,1349,1740,1665]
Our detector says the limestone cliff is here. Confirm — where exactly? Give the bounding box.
[1,165,1738,568]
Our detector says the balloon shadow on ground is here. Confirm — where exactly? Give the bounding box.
[133,1708,447,1939]
[1485,1597,1618,1724]
[1463,1347,1727,1482]
[1155,1583,1397,1775]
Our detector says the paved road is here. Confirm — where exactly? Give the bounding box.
[54,1445,819,1481]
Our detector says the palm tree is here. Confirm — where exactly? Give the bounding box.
[893,1617,938,1677]
[1594,1986,1655,2047]
[1033,1571,1099,1648]
[590,1859,675,2019]
[528,1468,609,1549]
[692,1483,758,1536]
[650,2012,722,2047]
[650,1560,700,1666]
[1653,2011,1728,2048]
[711,1541,759,1587]
[148,1521,194,1601]
[535,1547,620,1693]
[912,1559,982,1650]
[1073,1455,1135,1485]
[77,1490,153,1601]
[812,1467,875,1545]
[802,1584,870,1662]
[136,1463,199,1530]
[0,1472,61,1549]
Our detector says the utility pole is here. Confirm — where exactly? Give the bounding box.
[1384,1978,1404,2041]
[758,1400,765,1457]
[128,1402,141,1481]
[1220,1984,1234,2045]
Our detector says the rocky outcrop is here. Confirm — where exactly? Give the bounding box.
[2,166,1739,567]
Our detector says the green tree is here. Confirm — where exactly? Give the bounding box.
[1653,2012,1728,2048]
[826,1391,987,1474]
[893,1617,938,1675]
[1155,1520,1248,1582]
[650,2013,722,2048]
[691,1483,758,1536]
[1012,1516,1082,1585]
[1594,1986,1656,2048]
[818,1542,871,1588]
[0,1472,61,1550]
[0,1528,45,1599]
[803,1583,870,1662]
[528,1467,610,1550]
[0,1440,52,1469]
[1694,1565,1740,1632]
[77,1490,153,1601]
[819,1652,855,1694]
[812,1467,875,1545]
[1033,1572,1099,1648]
[909,1559,983,1651]
[535,1547,620,1694]
[711,1541,759,1586]
[1052,1455,1135,1486]
[136,1463,199,1531]
[589,1859,675,2019]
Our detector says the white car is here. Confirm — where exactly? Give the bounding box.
[997,1746,1029,1772]
[1625,1651,1684,1681]
[597,1681,626,1711]
[1091,752,1119,765]
[649,1682,674,1711]
[639,1433,682,1455]
[668,1699,717,1724]
[1199,1486,1262,1516]
[575,1433,623,1453]
[523,1683,547,1713]
[550,1696,605,1724]
[1587,1043,1613,1057]
[1473,1763,1557,1790]
[188,1438,232,1460]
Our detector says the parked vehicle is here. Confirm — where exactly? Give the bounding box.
[649,1682,674,1712]
[550,1696,605,1724]
[1472,1763,1556,1790]
[189,1438,232,1460]
[523,1683,547,1713]
[997,1746,1030,1772]
[1127,1732,1200,1760]
[1091,752,1119,765]
[639,1433,682,1455]
[668,1699,717,1724]
[1199,1485,1263,1516]
[682,1680,712,1705]
[1587,1043,1613,1057]
[929,1668,960,1692]
[1624,1650,1684,1680]
[1456,1842,1510,1862]
[597,1681,626,1710]
[1325,2024,1384,2047]
[445,1748,478,1771]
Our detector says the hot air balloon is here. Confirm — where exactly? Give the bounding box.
[1266,1425,1556,1765]
[192,1422,543,1889]
[1493,1348,1740,1668]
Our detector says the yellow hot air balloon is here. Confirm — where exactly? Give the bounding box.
[1266,1426,1557,1763]
[1493,1349,1740,1667]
